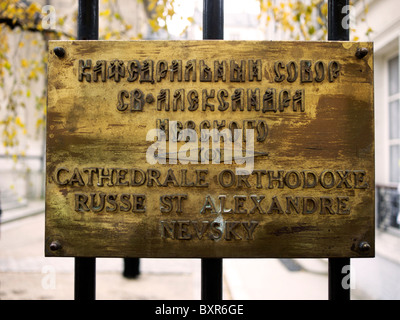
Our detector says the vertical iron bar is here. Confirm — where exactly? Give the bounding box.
[123,258,140,279]
[201,0,224,300]
[203,0,224,39]
[75,257,96,300]
[328,0,350,301]
[201,259,223,300]
[75,0,98,301]
[328,0,349,41]
[329,258,351,300]
[78,0,99,41]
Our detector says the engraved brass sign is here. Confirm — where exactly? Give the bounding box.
[46,40,374,258]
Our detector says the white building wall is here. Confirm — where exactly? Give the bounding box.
[354,0,400,186]
[0,0,149,210]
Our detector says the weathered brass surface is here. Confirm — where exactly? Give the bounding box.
[46,40,374,258]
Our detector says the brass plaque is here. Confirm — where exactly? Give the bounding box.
[46,40,374,258]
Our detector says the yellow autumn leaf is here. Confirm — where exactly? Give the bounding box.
[4,61,11,71]
[100,9,111,16]
[36,118,43,128]
[28,70,37,79]
[148,0,157,11]
[167,8,175,17]
[15,117,24,128]
[58,17,65,26]
[27,3,41,16]
[21,59,28,68]
[156,5,165,17]
[149,19,160,32]
[321,3,328,16]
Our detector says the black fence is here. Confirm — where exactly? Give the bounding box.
[377,184,400,231]
[70,0,354,301]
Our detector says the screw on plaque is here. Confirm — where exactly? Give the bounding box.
[53,47,66,58]
[355,47,368,59]
[359,241,371,252]
[50,240,62,251]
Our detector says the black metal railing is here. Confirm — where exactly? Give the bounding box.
[71,0,353,301]
[377,184,400,231]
